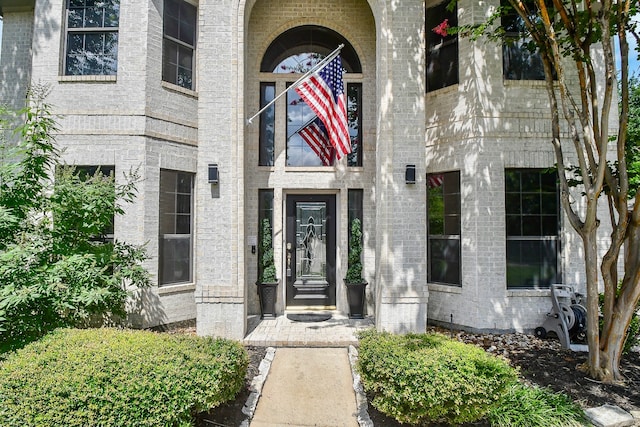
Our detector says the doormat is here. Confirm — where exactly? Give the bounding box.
[287,313,332,322]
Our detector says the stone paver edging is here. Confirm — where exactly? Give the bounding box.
[240,347,276,427]
[349,345,374,427]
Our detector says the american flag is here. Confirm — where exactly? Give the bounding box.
[427,174,445,188]
[298,118,334,166]
[295,55,351,160]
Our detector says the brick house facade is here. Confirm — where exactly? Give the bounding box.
[0,0,613,340]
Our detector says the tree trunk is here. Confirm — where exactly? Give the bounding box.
[583,231,604,379]
[600,297,634,381]
[599,214,640,382]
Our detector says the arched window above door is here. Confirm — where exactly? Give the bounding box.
[260,25,361,73]
[258,25,363,167]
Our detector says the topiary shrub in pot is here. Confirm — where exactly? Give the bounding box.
[256,218,279,318]
[345,218,367,318]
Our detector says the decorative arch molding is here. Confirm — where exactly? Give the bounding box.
[238,0,383,34]
[259,25,362,73]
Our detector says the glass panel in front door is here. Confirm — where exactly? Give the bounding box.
[295,202,327,280]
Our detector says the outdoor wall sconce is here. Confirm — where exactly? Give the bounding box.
[405,164,416,184]
[208,164,219,184]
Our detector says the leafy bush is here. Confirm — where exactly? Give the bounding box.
[488,383,586,427]
[0,89,149,353]
[357,329,518,425]
[0,328,248,427]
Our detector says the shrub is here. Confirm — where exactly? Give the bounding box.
[357,329,518,425]
[0,92,149,353]
[488,383,586,427]
[0,328,248,427]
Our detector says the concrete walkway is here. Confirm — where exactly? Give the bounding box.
[250,347,360,427]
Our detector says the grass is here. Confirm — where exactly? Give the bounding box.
[487,382,587,427]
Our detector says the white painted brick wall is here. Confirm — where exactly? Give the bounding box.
[0,10,33,110]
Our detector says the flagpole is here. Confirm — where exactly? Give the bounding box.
[246,44,344,125]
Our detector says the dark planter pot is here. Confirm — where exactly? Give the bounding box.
[256,281,279,319]
[345,281,368,319]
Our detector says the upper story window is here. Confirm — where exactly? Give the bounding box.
[64,0,119,76]
[426,1,458,92]
[259,26,363,167]
[501,0,546,80]
[163,0,197,90]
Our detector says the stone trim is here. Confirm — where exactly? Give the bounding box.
[58,75,117,83]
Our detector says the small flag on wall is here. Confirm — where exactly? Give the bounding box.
[298,118,334,166]
[295,55,351,160]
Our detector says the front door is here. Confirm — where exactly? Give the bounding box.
[285,195,336,307]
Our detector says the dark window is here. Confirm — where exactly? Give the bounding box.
[259,83,275,166]
[501,0,546,80]
[348,189,364,243]
[64,0,119,75]
[427,172,461,285]
[59,165,116,242]
[163,0,197,90]
[258,190,274,281]
[159,170,194,285]
[505,169,560,288]
[426,1,458,92]
[261,26,361,73]
[347,84,362,167]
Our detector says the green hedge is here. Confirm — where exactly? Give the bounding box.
[0,328,248,427]
[357,330,518,425]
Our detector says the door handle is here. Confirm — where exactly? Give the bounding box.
[286,242,292,277]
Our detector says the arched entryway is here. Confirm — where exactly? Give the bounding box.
[244,0,376,317]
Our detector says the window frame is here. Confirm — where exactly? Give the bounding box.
[258,189,275,282]
[427,171,461,286]
[162,0,197,90]
[501,0,547,81]
[348,189,364,246]
[259,82,276,166]
[426,1,459,92]
[159,169,195,286]
[505,168,561,289]
[63,0,120,76]
[74,165,116,242]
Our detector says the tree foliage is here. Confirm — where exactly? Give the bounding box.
[626,76,640,198]
[0,89,149,353]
